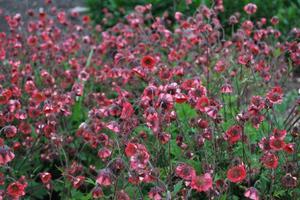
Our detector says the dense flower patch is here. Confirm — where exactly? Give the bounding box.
[0,1,299,199]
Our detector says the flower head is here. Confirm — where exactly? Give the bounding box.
[190,173,213,192]
[227,165,246,183]
[7,181,26,199]
[244,3,257,15]
[244,187,259,200]
[141,55,156,69]
[175,163,196,180]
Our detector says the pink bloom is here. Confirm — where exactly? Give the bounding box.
[191,173,213,192]
[244,3,257,15]
[244,187,259,200]
[96,169,112,186]
[175,163,196,180]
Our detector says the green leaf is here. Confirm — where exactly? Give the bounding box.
[170,139,181,157]
[175,102,197,121]
[172,180,183,195]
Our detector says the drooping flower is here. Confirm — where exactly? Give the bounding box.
[221,83,233,94]
[281,173,297,188]
[190,173,213,192]
[0,146,15,165]
[116,190,130,200]
[98,147,112,161]
[40,172,52,184]
[92,186,104,199]
[148,186,164,200]
[156,93,173,111]
[283,143,295,154]
[244,3,257,15]
[227,165,247,183]
[244,187,259,200]
[4,125,17,138]
[72,176,85,189]
[96,169,113,186]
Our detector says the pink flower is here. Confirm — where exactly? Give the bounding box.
[191,173,213,192]
[244,187,259,200]
[175,163,196,180]
[244,3,257,15]
[96,169,113,186]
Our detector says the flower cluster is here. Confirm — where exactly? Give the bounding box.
[0,1,299,199]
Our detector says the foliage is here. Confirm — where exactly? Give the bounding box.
[86,0,300,35]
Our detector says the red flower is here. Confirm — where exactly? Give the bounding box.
[82,15,91,24]
[130,149,150,170]
[92,186,104,199]
[31,91,46,104]
[175,163,196,180]
[266,86,283,104]
[40,172,52,184]
[269,136,285,151]
[157,132,171,144]
[270,16,279,25]
[27,35,38,46]
[120,102,134,119]
[258,137,271,151]
[250,96,265,111]
[143,85,158,99]
[97,147,112,161]
[261,152,278,169]
[4,125,17,138]
[72,176,85,189]
[227,165,247,183]
[0,89,12,105]
[125,143,150,170]
[195,96,209,112]
[283,143,295,154]
[225,125,242,144]
[125,143,137,157]
[7,181,26,199]
[175,93,188,103]
[141,55,156,69]
[190,173,213,192]
[272,129,287,139]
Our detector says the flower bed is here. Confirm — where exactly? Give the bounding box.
[0,1,299,199]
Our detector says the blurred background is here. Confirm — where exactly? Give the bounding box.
[86,0,300,35]
[0,0,299,35]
